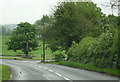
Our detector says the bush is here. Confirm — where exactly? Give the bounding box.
[67,29,119,69]
[54,53,65,62]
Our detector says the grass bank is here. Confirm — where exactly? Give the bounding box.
[43,61,120,77]
[0,64,11,81]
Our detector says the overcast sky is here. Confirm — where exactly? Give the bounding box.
[0,0,118,25]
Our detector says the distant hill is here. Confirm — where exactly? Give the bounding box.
[0,24,17,29]
[0,24,17,36]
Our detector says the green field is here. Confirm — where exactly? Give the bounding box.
[0,36,2,55]
[0,64,11,81]
[1,36,53,59]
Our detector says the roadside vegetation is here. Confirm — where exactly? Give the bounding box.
[39,2,119,77]
[58,61,120,77]
[0,64,11,81]
[1,1,119,77]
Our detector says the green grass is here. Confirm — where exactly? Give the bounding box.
[0,64,11,81]
[58,61,120,77]
[1,36,53,60]
[0,36,2,56]
[0,64,1,81]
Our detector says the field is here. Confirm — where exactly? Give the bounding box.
[1,36,53,60]
[0,36,1,55]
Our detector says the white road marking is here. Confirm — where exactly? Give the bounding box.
[34,65,37,66]
[63,77,70,81]
[21,61,29,62]
[38,66,41,68]
[48,69,53,72]
[55,72,62,77]
[44,68,47,70]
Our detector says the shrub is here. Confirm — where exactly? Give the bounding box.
[54,53,65,62]
[67,29,119,69]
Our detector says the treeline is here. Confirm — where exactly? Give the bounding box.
[37,2,119,69]
[0,26,13,36]
[5,1,119,69]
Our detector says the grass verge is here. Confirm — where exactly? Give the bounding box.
[0,64,11,81]
[43,61,120,77]
[59,61,120,77]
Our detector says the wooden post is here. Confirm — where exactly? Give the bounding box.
[25,33,29,57]
[43,15,45,62]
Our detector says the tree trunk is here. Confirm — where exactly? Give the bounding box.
[25,33,29,58]
[43,39,45,61]
[42,15,45,62]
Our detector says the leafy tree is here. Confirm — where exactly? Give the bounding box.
[108,14,118,28]
[34,15,50,39]
[41,2,104,59]
[101,0,119,15]
[6,22,38,58]
[2,26,6,36]
[34,15,50,61]
[6,28,13,36]
[0,27,2,36]
[67,28,119,69]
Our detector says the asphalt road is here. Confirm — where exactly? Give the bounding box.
[1,59,119,82]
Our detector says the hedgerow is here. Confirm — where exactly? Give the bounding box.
[67,29,119,69]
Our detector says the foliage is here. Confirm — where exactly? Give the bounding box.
[34,15,50,39]
[41,2,104,59]
[35,15,50,27]
[53,50,65,62]
[67,28,119,69]
[1,26,13,36]
[6,22,38,56]
[2,36,54,60]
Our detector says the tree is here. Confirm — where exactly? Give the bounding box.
[41,2,104,59]
[6,22,38,58]
[102,0,119,15]
[2,26,6,36]
[6,28,13,36]
[34,15,50,39]
[34,15,50,61]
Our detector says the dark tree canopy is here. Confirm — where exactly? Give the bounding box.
[41,2,104,52]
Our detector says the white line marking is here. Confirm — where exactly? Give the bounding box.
[38,66,41,68]
[48,69,53,72]
[44,68,47,70]
[63,77,70,81]
[55,72,62,76]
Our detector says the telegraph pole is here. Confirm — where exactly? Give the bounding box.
[43,15,45,62]
[25,33,29,58]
